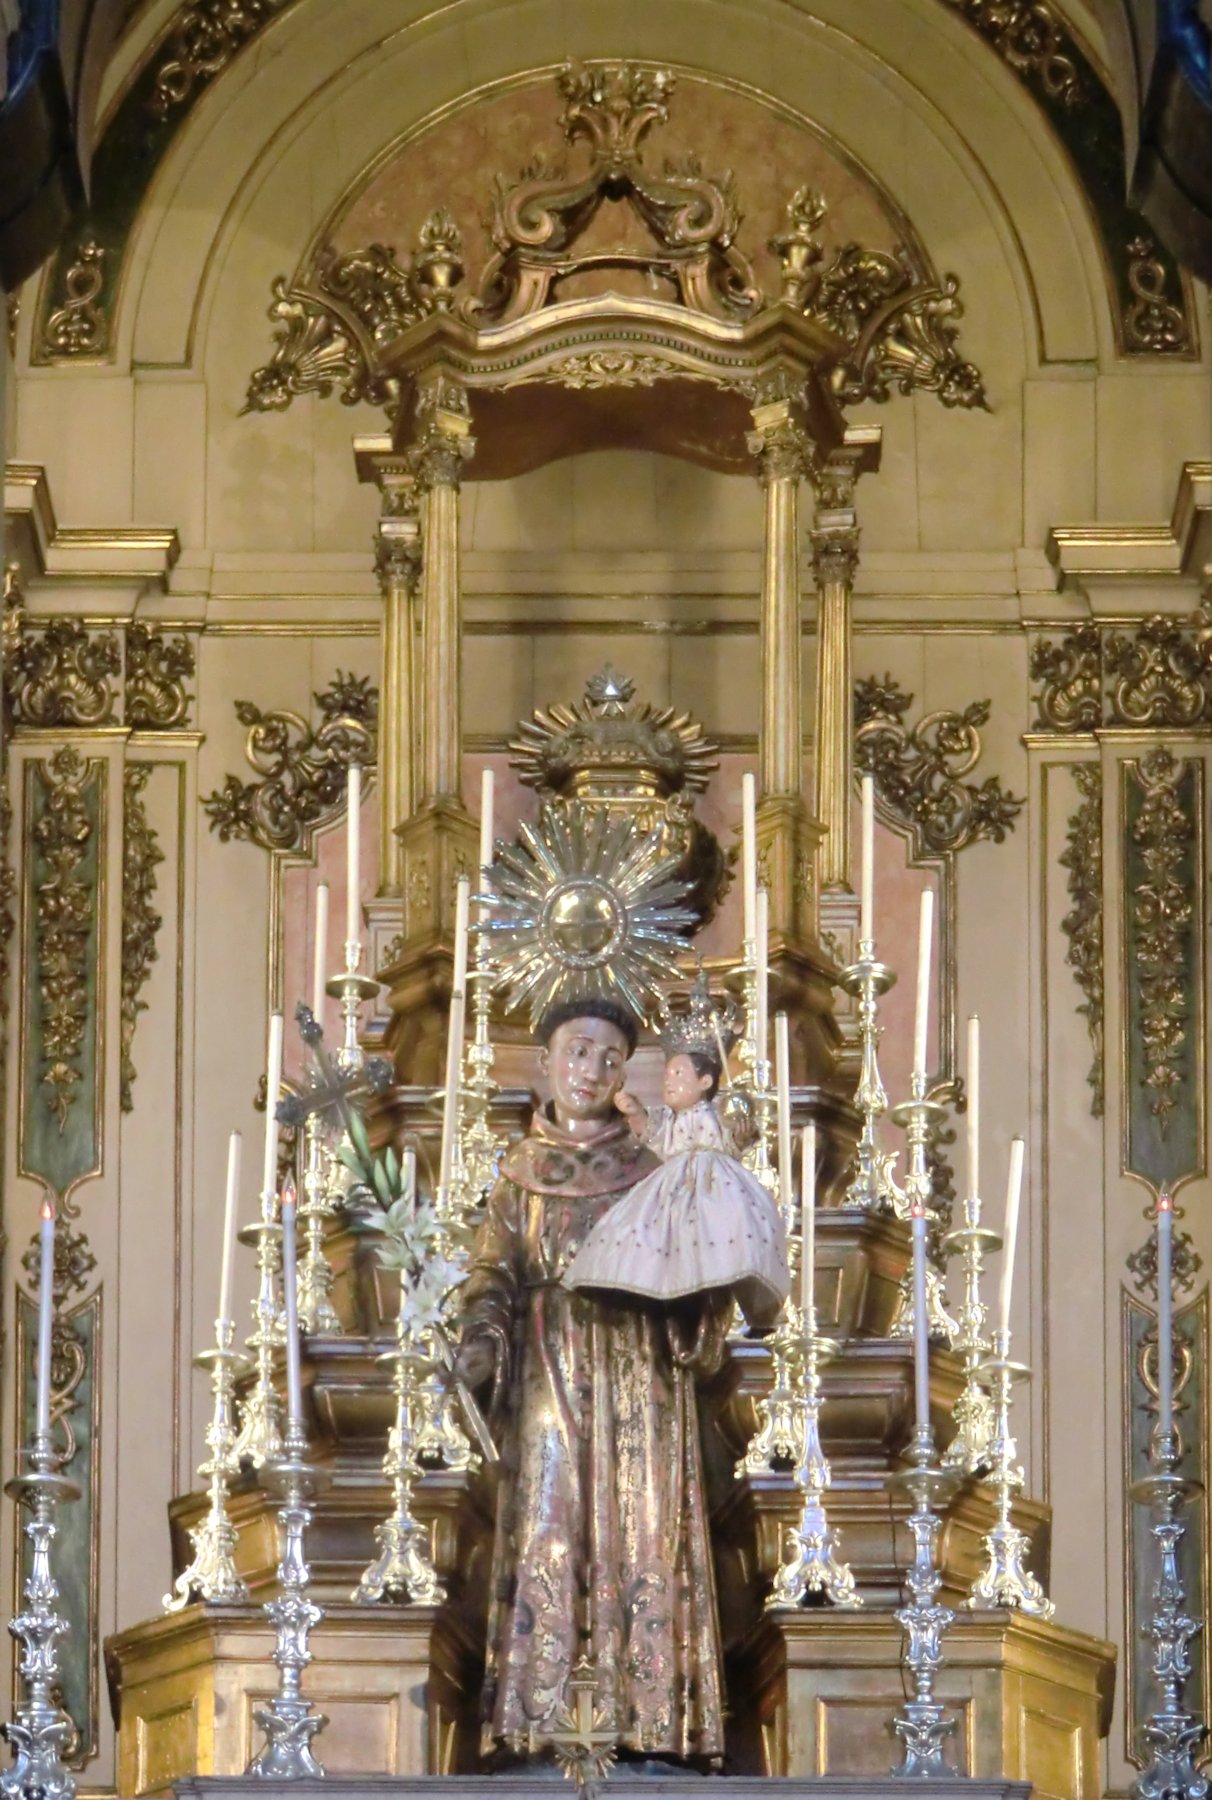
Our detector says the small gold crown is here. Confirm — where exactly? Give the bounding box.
[657,966,737,1064]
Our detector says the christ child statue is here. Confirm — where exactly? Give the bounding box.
[565,990,790,1327]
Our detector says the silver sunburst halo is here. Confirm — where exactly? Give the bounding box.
[481,802,698,1028]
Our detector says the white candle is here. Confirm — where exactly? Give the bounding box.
[997,1137,1025,1337]
[911,1205,931,1433]
[967,1014,980,1201]
[398,1148,419,1322]
[479,767,495,871]
[345,763,362,945]
[219,1130,242,1326]
[741,772,758,944]
[755,887,769,1065]
[912,887,935,1080]
[439,877,471,1190]
[801,1124,816,1325]
[35,1199,55,1441]
[311,881,329,1021]
[280,1180,304,1432]
[860,773,875,945]
[261,1011,284,1197]
[775,1012,793,1223]
[1157,1193,1174,1437]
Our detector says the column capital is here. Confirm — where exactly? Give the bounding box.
[810,444,863,588]
[410,378,476,492]
[746,395,815,488]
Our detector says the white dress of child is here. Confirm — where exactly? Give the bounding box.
[563,1098,790,1327]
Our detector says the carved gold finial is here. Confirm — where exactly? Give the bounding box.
[769,187,826,309]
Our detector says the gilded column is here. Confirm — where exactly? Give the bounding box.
[372,463,420,895]
[810,451,861,893]
[748,396,812,801]
[412,381,474,805]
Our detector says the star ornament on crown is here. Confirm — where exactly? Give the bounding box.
[480,802,699,1027]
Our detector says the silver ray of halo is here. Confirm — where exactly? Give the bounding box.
[481,802,698,1028]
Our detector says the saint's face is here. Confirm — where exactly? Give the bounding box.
[543,1016,631,1126]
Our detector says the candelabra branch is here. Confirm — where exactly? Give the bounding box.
[839,947,900,1213]
[888,1426,959,1778]
[247,1451,329,1780]
[1,1433,82,1800]
[767,1325,860,1608]
[164,1322,251,1611]
[1129,1431,1209,1800]
[233,1198,284,1471]
[353,1323,446,1606]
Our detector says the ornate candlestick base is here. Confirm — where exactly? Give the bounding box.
[838,948,899,1213]
[353,1327,446,1606]
[738,1297,805,1474]
[1128,1432,1209,1800]
[767,1331,860,1609]
[1,1434,82,1800]
[248,1440,329,1780]
[887,1427,960,1779]
[940,1215,1001,1474]
[965,1331,1053,1618]
[164,1323,251,1610]
[327,949,380,1075]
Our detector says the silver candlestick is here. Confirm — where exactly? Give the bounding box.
[889,1079,958,1347]
[1,1432,81,1800]
[1129,1428,1208,1800]
[353,1318,445,1605]
[328,940,379,1074]
[736,934,778,1197]
[248,1425,328,1780]
[888,1422,960,1778]
[965,1327,1053,1616]
[164,1319,250,1610]
[459,913,505,1208]
[838,944,900,1212]
[233,1199,283,1470]
[767,1316,859,1609]
[739,1285,805,1474]
[941,1194,1000,1474]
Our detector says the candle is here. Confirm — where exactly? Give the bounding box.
[280,1180,304,1432]
[801,1124,816,1325]
[398,1148,419,1322]
[1157,1192,1174,1437]
[911,1204,931,1433]
[219,1130,242,1325]
[775,1012,793,1223]
[860,774,875,945]
[997,1137,1025,1337]
[35,1198,55,1441]
[261,1011,284,1197]
[439,877,471,1190]
[967,1014,980,1201]
[755,887,769,1065]
[311,881,329,1021]
[741,772,757,944]
[479,767,495,871]
[912,887,935,1080]
[345,763,362,946]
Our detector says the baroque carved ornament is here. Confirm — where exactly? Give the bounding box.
[203,671,378,853]
[120,767,164,1114]
[32,748,97,1132]
[1127,748,1194,1141]
[853,675,1025,856]
[1058,765,1104,1119]
[1031,610,1212,731]
[246,64,988,421]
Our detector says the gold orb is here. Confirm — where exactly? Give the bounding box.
[543,878,625,967]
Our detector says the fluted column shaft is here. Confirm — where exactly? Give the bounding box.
[749,397,813,800]
[413,384,474,807]
[372,468,420,895]
[811,455,861,892]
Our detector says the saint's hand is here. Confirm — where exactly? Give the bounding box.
[455,1332,498,1391]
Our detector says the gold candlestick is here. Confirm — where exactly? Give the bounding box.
[232,1197,284,1470]
[965,1326,1053,1616]
[164,1318,250,1610]
[941,1193,1000,1474]
[295,1117,342,1337]
[767,1316,859,1609]
[838,942,899,1212]
[888,1078,958,1347]
[735,936,777,1197]
[330,940,379,1074]
[353,1317,445,1605]
[458,918,505,1209]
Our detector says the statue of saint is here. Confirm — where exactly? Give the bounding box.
[458,995,729,1768]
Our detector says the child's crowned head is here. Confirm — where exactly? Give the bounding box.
[658,966,738,1110]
